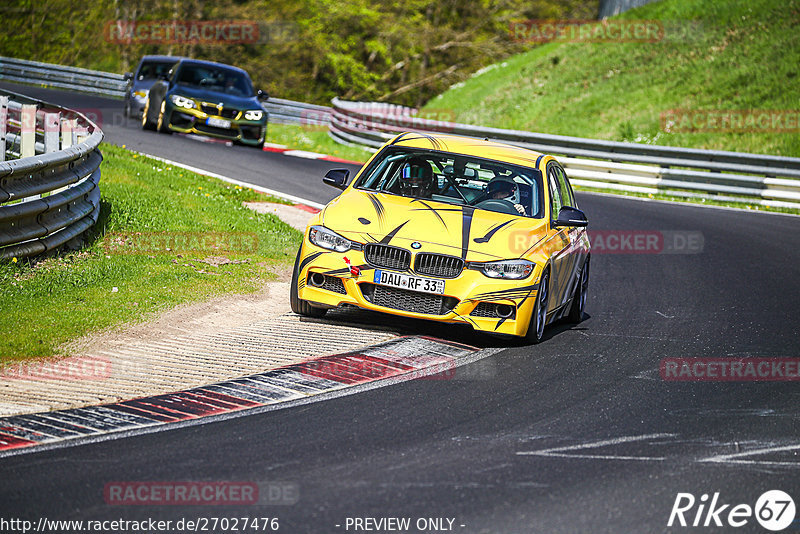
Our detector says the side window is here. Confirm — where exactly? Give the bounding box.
[547,167,562,221]
[554,165,576,208]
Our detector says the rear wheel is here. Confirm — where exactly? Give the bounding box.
[290,249,328,318]
[567,257,589,323]
[525,269,549,344]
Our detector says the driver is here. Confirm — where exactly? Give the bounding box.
[486,177,526,215]
[399,157,435,198]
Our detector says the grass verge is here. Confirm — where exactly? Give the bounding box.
[266,123,373,163]
[427,0,800,157]
[0,144,303,363]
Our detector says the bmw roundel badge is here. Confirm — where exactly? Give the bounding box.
[411,242,422,249]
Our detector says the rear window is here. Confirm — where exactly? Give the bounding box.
[174,64,254,97]
[137,61,176,80]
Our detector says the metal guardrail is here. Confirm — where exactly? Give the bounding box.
[598,0,659,18]
[329,98,800,210]
[4,56,798,210]
[0,56,128,98]
[264,97,330,126]
[0,56,331,126]
[0,89,103,260]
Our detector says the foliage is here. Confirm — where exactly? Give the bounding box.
[0,0,597,107]
[427,0,800,156]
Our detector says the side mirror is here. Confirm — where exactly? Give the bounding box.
[124,72,134,80]
[554,206,588,227]
[257,89,269,101]
[323,169,350,190]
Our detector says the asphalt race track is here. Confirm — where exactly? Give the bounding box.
[2,82,800,533]
[0,82,359,206]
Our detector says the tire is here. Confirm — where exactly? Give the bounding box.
[156,100,172,134]
[525,269,550,344]
[567,257,589,324]
[290,249,328,318]
[141,99,156,131]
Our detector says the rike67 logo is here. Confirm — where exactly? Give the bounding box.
[668,490,795,531]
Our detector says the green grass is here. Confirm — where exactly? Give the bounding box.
[266,123,373,163]
[0,144,303,362]
[427,0,800,157]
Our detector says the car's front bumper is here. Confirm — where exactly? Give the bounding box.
[164,103,267,146]
[296,241,542,337]
[128,95,147,118]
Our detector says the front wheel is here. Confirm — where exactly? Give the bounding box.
[290,249,328,318]
[141,99,156,130]
[156,100,172,134]
[525,270,549,344]
[567,257,589,323]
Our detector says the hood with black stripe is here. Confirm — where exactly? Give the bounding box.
[320,189,548,261]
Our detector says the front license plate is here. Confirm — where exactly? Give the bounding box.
[206,117,231,128]
[373,269,445,295]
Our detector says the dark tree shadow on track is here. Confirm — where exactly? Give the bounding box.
[299,306,593,350]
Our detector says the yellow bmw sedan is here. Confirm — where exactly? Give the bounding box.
[290,132,590,343]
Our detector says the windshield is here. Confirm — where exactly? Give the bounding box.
[355,146,544,218]
[174,64,254,97]
[136,61,176,80]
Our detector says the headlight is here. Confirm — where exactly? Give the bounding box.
[170,94,196,109]
[478,259,534,280]
[133,90,148,99]
[244,110,263,121]
[308,225,351,253]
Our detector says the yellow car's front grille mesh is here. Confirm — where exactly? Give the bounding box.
[364,243,411,270]
[414,253,464,278]
[360,283,458,316]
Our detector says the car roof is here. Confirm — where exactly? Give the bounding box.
[174,59,250,76]
[389,132,545,169]
[138,55,185,64]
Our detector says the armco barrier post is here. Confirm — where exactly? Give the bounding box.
[61,117,73,148]
[75,120,88,144]
[20,104,36,158]
[0,96,7,161]
[44,111,59,153]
